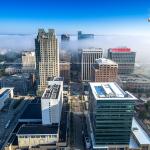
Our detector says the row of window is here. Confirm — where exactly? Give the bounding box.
[19,135,57,138]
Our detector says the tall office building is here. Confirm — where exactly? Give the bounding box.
[91,58,118,82]
[41,77,63,125]
[108,48,136,74]
[78,31,94,40]
[81,48,103,82]
[61,34,70,41]
[88,82,137,149]
[35,29,59,92]
[22,51,36,73]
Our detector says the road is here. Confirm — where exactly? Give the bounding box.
[69,82,85,150]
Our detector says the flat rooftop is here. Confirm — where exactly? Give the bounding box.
[120,74,150,84]
[90,82,137,100]
[42,84,60,99]
[19,103,42,121]
[131,117,150,145]
[81,48,102,52]
[47,76,63,81]
[109,48,131,53]
[95,58,117,65]
[17,124,58,135]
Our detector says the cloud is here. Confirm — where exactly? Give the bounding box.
[0,34,35,53]
[0,34,150,66]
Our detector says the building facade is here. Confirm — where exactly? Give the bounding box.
[17,124,58,148]
[91,58,118,82]
[22,51,36,73]
[119,74,150,93]
[88,82,137,149]
[61,34,70,41]
[41,77,63,125]
[81,48,103,82]
[78,31,94,40]
[59,61,70,83]
[108,48,136,74]
[35,29,59,92]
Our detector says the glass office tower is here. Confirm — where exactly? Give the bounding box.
[89,82,137,149]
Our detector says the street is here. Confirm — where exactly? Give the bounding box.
[69,82,86,150]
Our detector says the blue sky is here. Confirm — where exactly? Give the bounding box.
[0,0,150,34]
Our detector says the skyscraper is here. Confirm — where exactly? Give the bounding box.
[80,48,103,82]
[78,31,94,40]
[61,34,70,41]
[35,29,59,92]
[88,82,137,149]
[108,48,136,74]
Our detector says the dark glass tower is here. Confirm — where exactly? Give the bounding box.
[89,82,136,149]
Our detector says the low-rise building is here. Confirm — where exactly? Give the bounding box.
[91,58,118,82]
[0,74,33,95]
[119,74,150,93]
[17,124,58,148]
[129,117,150,150]
[5,66,22,75]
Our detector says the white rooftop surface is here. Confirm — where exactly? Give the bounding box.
[131,117,150,145]
[95,58,117,65]
[0,88,13,95]
[129,135,139,149]
[82,48,102,52]
[90,82,137,100]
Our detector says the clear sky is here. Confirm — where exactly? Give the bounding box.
[0,0,150,35]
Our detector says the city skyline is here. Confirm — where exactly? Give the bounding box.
[0,0,150,35]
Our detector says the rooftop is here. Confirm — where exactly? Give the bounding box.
[131,117,150,145]
[120,74,150,83]
[17,124,58,135]
[90,82,137,100]
[95,58,117,65]
[110,48,131,53]
[42,84,60,99]
[47,76,63,81]
[81,48,102,52]
[19,103,42,121]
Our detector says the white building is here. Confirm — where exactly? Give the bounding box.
[41,77,63,125]
[22,51,36,73]
[81,48,103,82]
[0,88,13,110]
